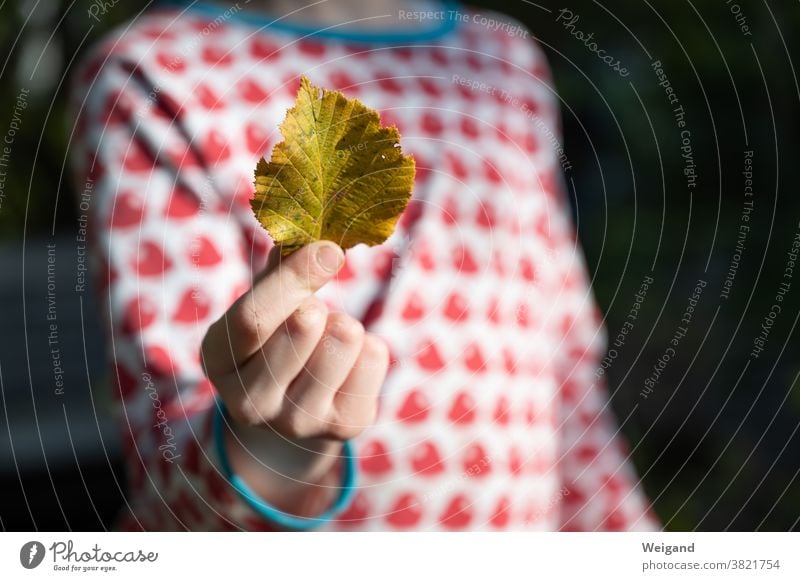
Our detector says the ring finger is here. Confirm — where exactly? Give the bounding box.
[282,312,366,428]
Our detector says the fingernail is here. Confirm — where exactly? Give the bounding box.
[316,243,343,273]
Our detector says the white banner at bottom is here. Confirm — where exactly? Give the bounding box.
[1,532,797,580]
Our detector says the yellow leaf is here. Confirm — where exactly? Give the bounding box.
[252,76,416,256]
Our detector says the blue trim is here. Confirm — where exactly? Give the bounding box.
[158,0,461,44]
[213,399,357,530]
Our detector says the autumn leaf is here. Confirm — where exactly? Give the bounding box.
[252,76,416,256]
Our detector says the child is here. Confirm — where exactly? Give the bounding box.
[69,0,659,531]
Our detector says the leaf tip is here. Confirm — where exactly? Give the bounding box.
[299,75,323,100]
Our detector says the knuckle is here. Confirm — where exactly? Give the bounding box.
[224,381,284,427]
[325,312,365,346]
[361,335,390,369]
[228,300,265,346]
[328,421,366,441]
[227,396,270,428]
[332,394,379,436]
[274,410,315,439]
[284,299,328,337]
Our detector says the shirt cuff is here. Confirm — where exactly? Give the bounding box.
[212,398,357,530]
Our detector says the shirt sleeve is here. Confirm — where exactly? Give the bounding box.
[545,192,661,532]
[68,49,354,531]
[508,37,661,532]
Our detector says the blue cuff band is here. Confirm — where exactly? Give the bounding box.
[213,399,357,530]
[158,0,462,44]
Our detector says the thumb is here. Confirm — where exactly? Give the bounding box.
[255,240,344,316]
[261,241,341,278]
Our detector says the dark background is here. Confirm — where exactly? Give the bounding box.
[1,0,799,531]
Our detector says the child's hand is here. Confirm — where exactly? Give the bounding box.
[200,241,388,512]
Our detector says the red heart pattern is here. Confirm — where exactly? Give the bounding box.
[165,185,200,218]
[463,442,490,477]
[250,37,281,61]
[410,441,445,476]
[190,236,222,267]
[448,391,477,424]
[453,245,478,273]
[360,440,393,475]
[401,292,426,321]
[122,137,155,172]
[386,493,422,529]
[121,295,157,334]
[443,292,468,321]
[238,79,269,103]
[396,389,430,423]
[203,128,230,161]
[416,341,445,371]
[110,191,145,228]
[201,45,233,67]
[463,343,487,373]
[172,288,212,323]
[439,494,473,529]
[336,493,370,525]
[245,122,270,155]
[132,241,172,277]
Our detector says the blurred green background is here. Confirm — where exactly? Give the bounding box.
[0,0,799,530]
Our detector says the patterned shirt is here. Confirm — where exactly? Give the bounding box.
[69,2,659,531]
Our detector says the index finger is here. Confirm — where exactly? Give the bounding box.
[202,240,344,374]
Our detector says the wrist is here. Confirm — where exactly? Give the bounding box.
[213,400,357,528]
[224,420,343,512]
